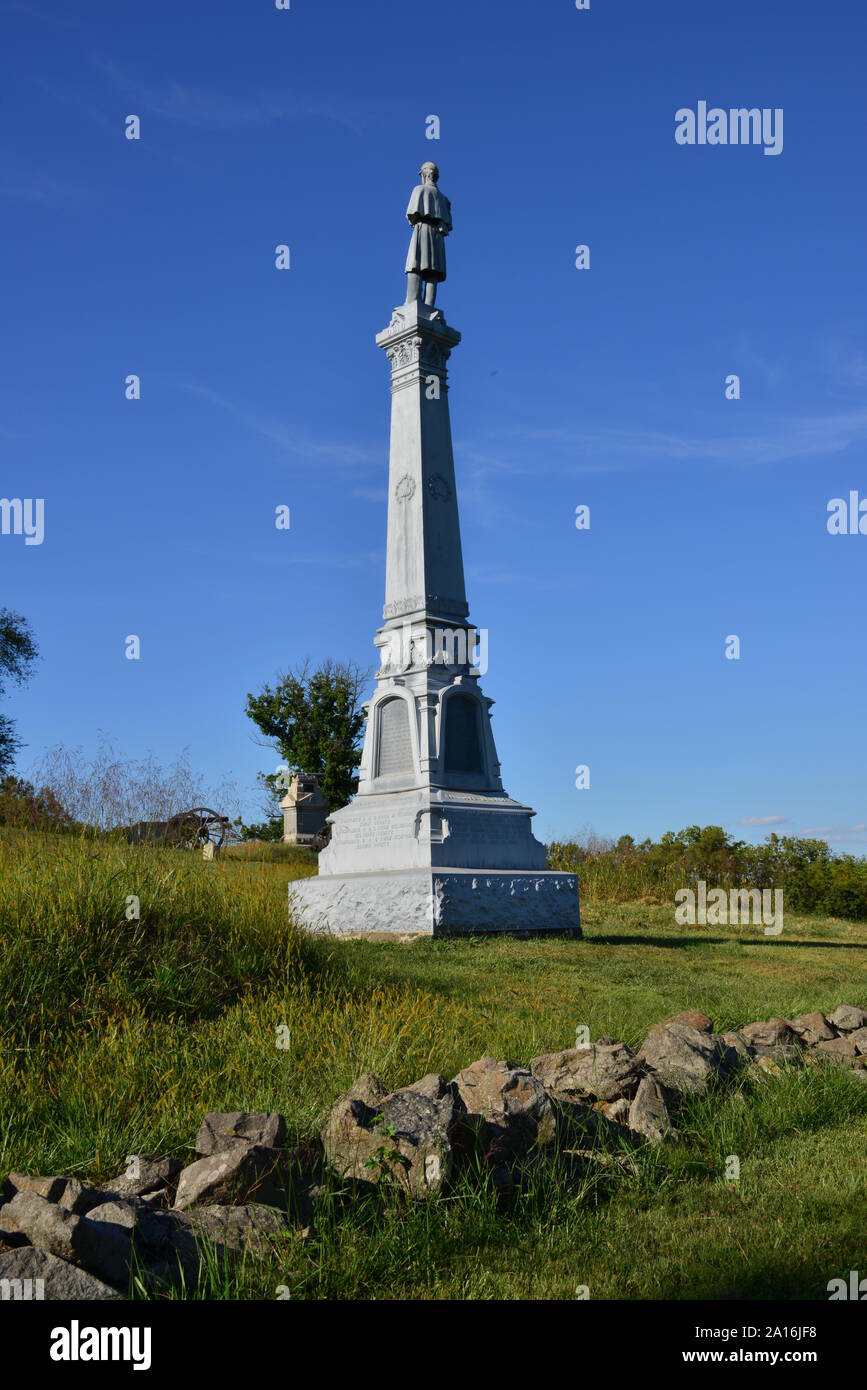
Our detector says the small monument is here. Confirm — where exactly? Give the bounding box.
[280,775,329,846]
[289,166,580,936]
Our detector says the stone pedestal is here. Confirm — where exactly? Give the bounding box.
[289,298,580,937]
[280,774,328,846]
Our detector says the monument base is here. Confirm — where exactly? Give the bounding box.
[289,868,580,938]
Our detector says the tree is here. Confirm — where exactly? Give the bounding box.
[245,659,367,815]
[0,609,38,776]
[0,775,71,831]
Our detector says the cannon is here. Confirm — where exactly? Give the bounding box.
[125,807,231,853]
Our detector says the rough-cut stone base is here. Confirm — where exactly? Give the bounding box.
[289,869,580,938]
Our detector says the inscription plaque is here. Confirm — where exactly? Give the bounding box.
[444,695,484,773]
[377,697,414,776]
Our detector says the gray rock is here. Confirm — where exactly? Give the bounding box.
[721,1030,755,1061]
[627,1075,674,1144]
[453,1057,556,1164]
[101,1154,183,1204]
[847,1026,867,1055]
[665,1010,714,1033]
[530,1041,643,1103]
[2,1173,68,1204]
[790,1011,836,1045]
[2,1173,86,1212]
[552,1097,630,1151]
[174,1142,301,1212]
[739,1019,803,1060]
[340,1073,387,1105]
[180,1204,290,1256]
[814,1036,858,1062]
[322,1076,460,1195]
[76,1197,202,1286]
[639,1020,738,1094]
[828,1005,867,1033]
[0,1246,121,1301]
[0,1192,133,1290]
[195,1111,287,1156]
[404,1073,450,1100]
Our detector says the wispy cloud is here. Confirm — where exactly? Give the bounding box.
[0,175,89,207]
[457,408,867,484]
[91,54,361,134]
[740,815,788,827]
[179,382,379,471]
[801,822,867,843]
[0,0,79,23]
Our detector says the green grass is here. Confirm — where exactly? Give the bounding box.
[1,828,866,1299]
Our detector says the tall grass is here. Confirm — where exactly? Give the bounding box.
[2,827,866,1299]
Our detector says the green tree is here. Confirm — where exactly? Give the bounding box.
[0,775,71,831]
[245,659,367,816]
[0,609,38,776]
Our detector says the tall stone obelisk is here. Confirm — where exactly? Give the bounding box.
[289,165,580,936]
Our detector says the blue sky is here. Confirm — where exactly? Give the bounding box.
[2,0,866,847]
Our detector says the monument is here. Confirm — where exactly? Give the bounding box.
[280,774,329,847]
[289,165,580,936]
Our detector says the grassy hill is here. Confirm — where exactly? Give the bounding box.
[1,828,865,1299]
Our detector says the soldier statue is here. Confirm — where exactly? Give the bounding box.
[404,161,452,307]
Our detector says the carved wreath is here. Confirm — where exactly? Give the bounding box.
[427,473,451,500]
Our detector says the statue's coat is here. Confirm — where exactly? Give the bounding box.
[405,183,452,281]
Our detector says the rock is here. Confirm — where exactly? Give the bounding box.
[195,1112,287,1157]
[790,1011,836,1045]
[0,1192,133,1290]
[627,1075,674,1144]
[404,1073,449,1100]
[598,1097,631,1125]
[180,1204,290,1256]
[2,1174,86,1212]
[721,1031,754,1061]
[828,1005,867,1033]
[740,1019,803,1060]
[814,1036,858,1062]
[0,1246,121,1301]
[173,1142,312,1213]
[530,1042,643,1103]
[454,1057,557,1166]
[80,1198,202,1284]
[666,1010,714,1033]
[339,1073,387,1107]
[753,1056,783,1077]
[552,1097,631,1151]
[639,1020,738,1095]
[322,1076,460,1195]
[847,1027,867,1055]
[3,1174,68,1204]
[101,1155,184,1205]
[83,1200,180,1238]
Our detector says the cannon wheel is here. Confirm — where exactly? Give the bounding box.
[166,807,231,851]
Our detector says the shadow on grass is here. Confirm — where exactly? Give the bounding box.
[588,934,867,951]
